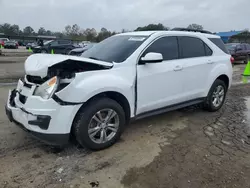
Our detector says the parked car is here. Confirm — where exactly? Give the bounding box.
[32,40,76,54]
[26,42,37,49]
[5,29,232,150]
[68,43,96,56]
[0,38,9,47]
[4,40,18,49]
[79,41,91,47]
[225,43,250,63]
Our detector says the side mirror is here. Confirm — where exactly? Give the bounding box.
[140,52,163,64]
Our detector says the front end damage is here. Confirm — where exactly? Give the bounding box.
[5,54,113,146]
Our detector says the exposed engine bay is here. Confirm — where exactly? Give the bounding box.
[26,59,112,85]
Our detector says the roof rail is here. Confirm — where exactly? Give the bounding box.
[171,27,213,34]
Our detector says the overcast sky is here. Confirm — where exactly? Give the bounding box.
[0,0,249,32]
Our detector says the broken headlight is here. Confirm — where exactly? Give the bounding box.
[34,76,58,99]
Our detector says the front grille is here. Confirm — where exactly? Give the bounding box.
[26,75,46,85]
[19,93,27,104]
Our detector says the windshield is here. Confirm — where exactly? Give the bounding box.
[81,35,147,63]
[44,40,53,45]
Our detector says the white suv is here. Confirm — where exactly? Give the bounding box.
[5,30,233,150]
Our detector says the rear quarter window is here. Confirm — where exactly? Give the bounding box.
[209,38,229,54]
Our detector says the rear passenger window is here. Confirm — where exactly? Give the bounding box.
[178,36,206,58]
[143,36,179,61]
[247,45,250,50]
[204,44,213,56]
[209,38,229,54]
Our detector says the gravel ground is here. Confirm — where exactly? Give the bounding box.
[1,84,250,188]
[0,63,250,188]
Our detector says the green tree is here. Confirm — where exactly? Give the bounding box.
[46,30,53,36]
[11,24,20,35]
[84,28,97,41]
[187,24,203,30]
[23,26,34,36]
[0,23,21,35]
[135,23,168,31]
[38,27,46,35]
[64,25,72,36]
[72,24,80,35]
[96,27,112,42]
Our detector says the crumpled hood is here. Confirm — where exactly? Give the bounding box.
[24,54,113,78]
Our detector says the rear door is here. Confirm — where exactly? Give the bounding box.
[176,36,213,101]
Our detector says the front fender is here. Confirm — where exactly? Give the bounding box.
[56,68,135,113]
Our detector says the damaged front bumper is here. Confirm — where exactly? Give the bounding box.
[5,78,82,146]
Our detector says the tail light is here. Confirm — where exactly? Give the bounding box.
[230,56,235,64]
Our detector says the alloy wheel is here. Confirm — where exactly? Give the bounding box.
[88,109,120,144]
[212,85,225,108]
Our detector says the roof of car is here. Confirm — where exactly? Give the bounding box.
[118,31,219,38]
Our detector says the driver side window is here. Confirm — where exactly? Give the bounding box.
[50,41,58,47]
[143,36,179,61]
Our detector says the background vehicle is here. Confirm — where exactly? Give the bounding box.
[78,41,91,47]
[0,38,9,47]
[5,29,232,151]
[32,40,76,54]
[26,42,37,49]
[68,43,96,56]
[4,40,18,49]
[225,43,250,63]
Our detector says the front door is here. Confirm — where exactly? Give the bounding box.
[136,36,185,115]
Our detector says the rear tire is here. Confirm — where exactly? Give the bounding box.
[204,79,227,112]
[73,98,126,150]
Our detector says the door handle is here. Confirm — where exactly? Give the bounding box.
[174,65,183,71]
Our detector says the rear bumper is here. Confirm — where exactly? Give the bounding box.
[232,55,247,61]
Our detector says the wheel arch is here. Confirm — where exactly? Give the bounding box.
[70,91,132,135]
[216,74,229,90]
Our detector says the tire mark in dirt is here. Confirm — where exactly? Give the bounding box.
[121,84,250,188]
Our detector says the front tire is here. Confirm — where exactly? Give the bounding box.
[204,79,227,112]
[73,98,126,150]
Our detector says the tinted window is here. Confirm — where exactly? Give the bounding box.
[247,44,250,50]
[82,35,147,63]
[236,44,244,51]
[179,36,206,58]
[59,40,70,44]
[50,41,58,46]
[143,36,179,61]
[209,38,229,54]
[204,44,213,56]
[225,43,238,51]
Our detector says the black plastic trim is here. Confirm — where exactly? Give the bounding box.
[52,94,83,106]
[28,115,51,130]
[23,82,32,88]
[5,105,68,146]
[135,98,205,120]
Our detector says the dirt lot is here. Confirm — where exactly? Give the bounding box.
[1,64,250,188]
